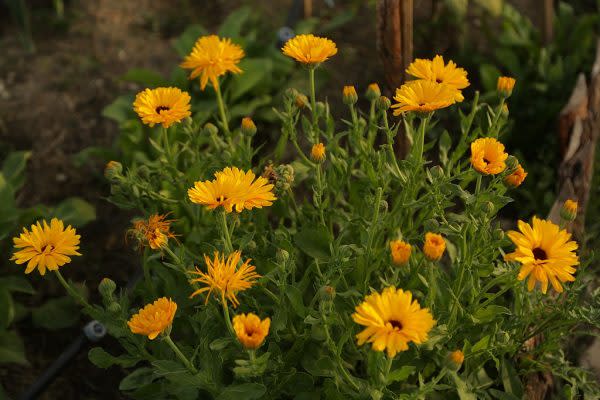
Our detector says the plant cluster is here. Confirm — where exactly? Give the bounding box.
[8,29,600,400]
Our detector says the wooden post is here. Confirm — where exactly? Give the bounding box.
[376,0,413,95]
[304,0,312,18]
[542,0,554,45]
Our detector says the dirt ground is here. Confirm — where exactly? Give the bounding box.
[0,0,598,399]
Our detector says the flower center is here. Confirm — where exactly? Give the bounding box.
[418,102,425,107]
[155,105,170,114]
[389,319,403,330]
[532,247,547,261]
[436,78,442,83]
[42,244,54,254]
[245,327,257,337]
[483,157,490,165]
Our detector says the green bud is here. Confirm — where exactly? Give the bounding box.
[99,278,116,300]
[203,123,219,136]
[365,83,381,101]
[376,96,391,111]
[104,161,122,181]
[430,165,444,180]
[108,302,121,313]
[493,228,505,240]
[276,249,290,265]
[315,101,326,116]
[319,285,336,301]
[241,117,257,136]
[483,201,495,214]
[246,240,257,252]
[505,155,518,171]
[284,87,299,102]
[342,86,358,105]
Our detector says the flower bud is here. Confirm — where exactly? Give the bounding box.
[343,85,358,105]
[493,228,505,241]
[315,101,326,115]
[376,95,391,111]
[274,164,295,193]
[241,117,257,136]
[203,123,219,136]
[483,201,495,214]
[365,83,381,101]
[448,350,464,370]
[497,76,516,98]
[561,199,578,222]
[276,249,289,265]
[285,87,299,102]
[99,278,116,300]
[311,143,326,163]
[430,165,444,180]
[319,285,336,301]
[423,232,446,262]
[104,161,122,180]
[505,155,519,171]
[295,93,309,109]
[108,302,122,313]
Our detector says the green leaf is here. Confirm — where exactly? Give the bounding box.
[173,24,208,57]
[119,368,157,391]
[0,276,35,294]
[284,284,306,318]
[501,359,524,397]
[0,330,28,365]
[121,68,168,87]
[489,388,521,400]
[88,347,140,369]
[439,130,452,166]
[32,296,80,330]
[295,226,331,260]
[451,372,477,400]
[387,366,416,384]
[216,383,266,400]
[230,58,273,101]
[473,305,511,323]
[51,197,96,227]
[102,95,135,123]
[217,7,252,38]
[0,290,14,329]
[479,64,501,92]
[2,151,31,191]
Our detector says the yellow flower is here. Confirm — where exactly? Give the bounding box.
[497,76,516,97]
[241,117,257,136]
[470,137,508,175]
[343,85,358,105]
[311,143,326,162]
[180,35,245,90]
[129,214,175,250]
[449,350,464,367]
[423,232,446,261]
[189,251,260,307]
[188,167,277,213]
[133,87,191,128]
[352,287,435,358]
[11,218,81,276]
[504,162,527,187]
[406,55,469,101]
[390,240,411,266]
[391,80,456,115]
[281,34,338,65]
[561,199,578,221]
[127,297,177,340]
[505,217,579,293]
[233,313,270,349]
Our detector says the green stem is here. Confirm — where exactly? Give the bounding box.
[221,294,235,336]
[475,174,482,195]
[54,270,92,310]
[161,126,175,166]
[142,248,156,297]
[248,349,256,362]
[309,67,317,127]
[164,335,198,374]
[383,356,393,386]
[315,163,326,227]
[490,97,505,137]
[413,115,429,166]
[292,138,315,166]
[219,211,234,254]
[364,187,383,288]
[213,78,231,137]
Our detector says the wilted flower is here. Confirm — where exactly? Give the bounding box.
[130,214,175,250]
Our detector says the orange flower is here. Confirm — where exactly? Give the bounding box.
[423,232,445,261]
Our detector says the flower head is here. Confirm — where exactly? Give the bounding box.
[233,313,270,349]
[127,297,177,340]
[104,161,123,180]
[406,55,469,101]
[188,167,276,213]
[11,218,81,276]
[180,35,245,90]
[311,143,326,162]
[561,199,578,221]
[343,85,358,105]
[497,76,516,97]
[366,83,381,101]
[241,117,257,136]
[392,80,456,115]
[449,350,464,368]
[189,251,260,307]
[129,214,175,250]
[282,34,337,65]
[470,137,508,175]
[423,232,445,261]
[133,87,191,128]
[504,162,527,187]
[505,217,579,293]
[352,287,435,358]
[390,240,411,266]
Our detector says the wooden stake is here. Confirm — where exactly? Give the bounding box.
[542,0,554,45]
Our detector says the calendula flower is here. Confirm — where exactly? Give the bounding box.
[366,83,381,101]
[504,162,528,187]
[281,34,338,65]
[311,143,326,162]
[133,87,191,128]
[449,350,464,368]
[561,199,578,221]
[406,55,469,101]
[241,117,257,136]
[470,137,508,175]
[232,313,270,349]
[423,232,446,261]
[189,251,260,307]
[180,35,245,90]
[343,85,358,105]
[11,218,81,276]
[505,217,579,293]
[390,240,411,266]
[129,214,175,250]
[391,80,456,115]
[127,297,177,340]
[188,167,277,213]
[497,76,516,97]
[352,287,435,358]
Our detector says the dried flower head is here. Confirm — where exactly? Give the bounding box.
[130,214,175,250]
